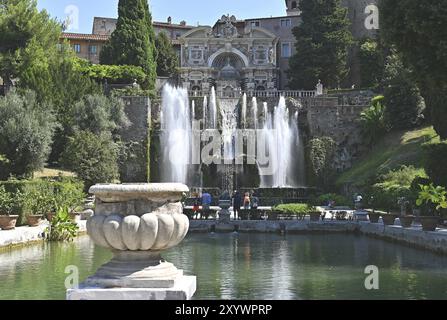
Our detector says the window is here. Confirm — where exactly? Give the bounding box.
[281,43,292,58]
[89,45,97,54]
[73,44,81,53]
[250,21,260,28]
[281,19,291,28]
[291,1,297,9]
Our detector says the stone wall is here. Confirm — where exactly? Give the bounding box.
[120,97,151,183]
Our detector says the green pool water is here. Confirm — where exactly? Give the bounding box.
[0,233,446,300]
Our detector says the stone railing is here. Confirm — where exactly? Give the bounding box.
[188,90,317,99]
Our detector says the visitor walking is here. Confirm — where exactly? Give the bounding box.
[243,192,251,210]
[202,192,212,211]
[250,190,259,209]
[192,193,201,219]
[232,190,242,220]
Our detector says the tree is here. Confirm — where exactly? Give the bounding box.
[155,32,179,78]
[60,131,120,188]
[100,0,157,90]
[358,38,385,88]
[288,0,353,90]
[0,90,57,179]
[380,0,447,139]
[67,94,130,136]
[382,53,425,130]
[0,0,61,85]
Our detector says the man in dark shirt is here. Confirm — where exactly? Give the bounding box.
[232,190,242,220]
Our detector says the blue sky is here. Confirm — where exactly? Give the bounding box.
[37,0,287,33]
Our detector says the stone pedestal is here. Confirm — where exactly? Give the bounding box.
[67,183,196,300]
[67,276,196,300]
[218,200,231,223]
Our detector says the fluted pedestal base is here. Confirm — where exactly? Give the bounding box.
[84,251,184,289]
[67,276,196,300]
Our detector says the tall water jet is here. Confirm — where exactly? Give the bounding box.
[241,93,247,129]
[252,97,258,130]
[160,85,191,184]
[209,87,217,129]
[259,97,294,187]
[191,100,196,121]
[263,102,268,126]
[203,96,208,129]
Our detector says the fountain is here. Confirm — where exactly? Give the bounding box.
[209,87,217,129]
[241,93,247,129]
[160,85,192,185]
[67,183,196,300]
[203,96,208,128]
[252,97,258,130]
[259,97,299,188]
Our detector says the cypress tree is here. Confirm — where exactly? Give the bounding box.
[155,32,179,78]
[100,0,157,90]
[288,0,353,90]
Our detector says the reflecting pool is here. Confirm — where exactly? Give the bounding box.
[0,233,446,300]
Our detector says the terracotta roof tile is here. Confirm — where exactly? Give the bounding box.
[61,33,109,41]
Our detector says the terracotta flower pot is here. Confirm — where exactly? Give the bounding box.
[69,212,80,222]
[399,216,414,228]
[46,212,55,222]
[382,214,398,226]
[368,212,381,223]
[420,216,439,232]
[309,212,321,222]
[0,215,19,230]
[26,215,43,227]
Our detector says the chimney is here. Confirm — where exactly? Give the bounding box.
[167,16,172,24]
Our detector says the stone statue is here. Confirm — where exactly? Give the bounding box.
[268,47,274,64]
[316,80,323,96]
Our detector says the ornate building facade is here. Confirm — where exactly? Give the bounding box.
[179,15,279,93]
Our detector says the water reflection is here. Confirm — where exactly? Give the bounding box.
[0,233,447,300]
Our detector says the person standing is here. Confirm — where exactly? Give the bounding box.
[243,192,251,210]
[232,190,242,220]
[202,192,212,211]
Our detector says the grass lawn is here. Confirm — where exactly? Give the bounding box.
[336,126,439,187]
[33,168,76,178]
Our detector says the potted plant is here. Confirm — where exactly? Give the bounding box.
[397,197,414,228]
[416,184,447,232]
[0,186,19,230]
[381,212,399,226]
[23,188,52,227]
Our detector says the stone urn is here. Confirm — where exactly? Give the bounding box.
[218,200,231,223]
[69,183,196,300]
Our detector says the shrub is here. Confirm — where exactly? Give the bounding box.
[307,137,336,189]
[0,186,15,215]
[46,207,79,242]
[79,64,147,86]
[0,90,57,179]
[370,165,427,211]
[360,97,387,145]
[314,193,351,207]
[274,203,318,219]
[416,184,447,216]
[423,142,447,188]
[0,178,85,224]
[60,131,120,189]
